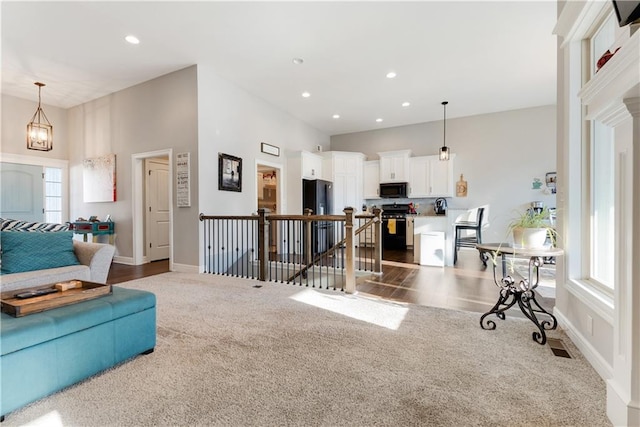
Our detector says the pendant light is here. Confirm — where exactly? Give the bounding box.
[439,101,450,161]
[26,82,53,151]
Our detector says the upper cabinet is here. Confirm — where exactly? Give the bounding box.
[363,160,380,199]
[378,150,412,183]
[301,151,323,179]
[286,150,324,214]
[409,154,455,197]
[322,151,365,214]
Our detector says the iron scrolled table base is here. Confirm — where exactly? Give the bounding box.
[480,286,558,345]
[476,244,562,345]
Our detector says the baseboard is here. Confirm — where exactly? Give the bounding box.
[554,307,613,380]
[172,262,199,274]
[113,256,135,265]
[607,381,640,427]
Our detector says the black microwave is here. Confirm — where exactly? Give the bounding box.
[379,182,408,198]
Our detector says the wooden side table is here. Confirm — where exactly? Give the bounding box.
[476,243,563,345]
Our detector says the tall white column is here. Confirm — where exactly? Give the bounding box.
[606,96,640,427]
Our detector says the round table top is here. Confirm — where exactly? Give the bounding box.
[476,243,563,257]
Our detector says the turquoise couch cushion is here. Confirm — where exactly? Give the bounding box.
[0,231,80,274]
[0,286,156,356]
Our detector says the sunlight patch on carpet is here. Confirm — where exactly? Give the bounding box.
[22,410,63,427]
[290,289,408,330]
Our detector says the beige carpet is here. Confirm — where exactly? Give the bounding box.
[5,272,610,426]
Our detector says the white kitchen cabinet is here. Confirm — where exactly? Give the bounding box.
[322,151,365,215]
[378,150,411,183]
[301,151,323,179]
[408,154,455,197]
[286,150,324,214]
[363,160,380,199]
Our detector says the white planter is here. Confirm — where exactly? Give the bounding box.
[512,227,548,249]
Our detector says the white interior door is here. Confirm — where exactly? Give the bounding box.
[145,158,170,261]
[0,162,44,222]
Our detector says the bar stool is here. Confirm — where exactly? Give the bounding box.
[454,207,485,264]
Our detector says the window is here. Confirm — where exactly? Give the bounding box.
[588,121,614,290]
[589,12,616,76]
[582,11,616,292]
[44,167,63,224]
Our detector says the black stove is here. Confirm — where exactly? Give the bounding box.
[381,204,409,250]
[381,203,410,219]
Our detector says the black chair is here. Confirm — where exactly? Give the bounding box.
[453,207,485,265]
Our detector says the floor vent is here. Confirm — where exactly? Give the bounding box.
[547,338,572,359]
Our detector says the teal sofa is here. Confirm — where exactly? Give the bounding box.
[0,286,156,421]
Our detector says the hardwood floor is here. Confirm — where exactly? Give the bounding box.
[107,259,170,284]
[106,249,555,317]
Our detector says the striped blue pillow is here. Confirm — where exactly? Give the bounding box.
[0,231,80,274]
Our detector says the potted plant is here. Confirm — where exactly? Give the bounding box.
[509,207,556,249]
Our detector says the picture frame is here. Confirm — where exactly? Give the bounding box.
[545,172,557,194]
[83,154,117,202]
[218,153,242,192]
[261,142,280,157]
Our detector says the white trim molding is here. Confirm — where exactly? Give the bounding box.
[579,29,640,120]
[554,308,613,380]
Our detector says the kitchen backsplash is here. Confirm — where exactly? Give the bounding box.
[362,197,462,215]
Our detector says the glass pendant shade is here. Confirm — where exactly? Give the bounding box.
[26,82,53,151]
[439,145,450,161]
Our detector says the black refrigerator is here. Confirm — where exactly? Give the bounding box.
[302,179,334,256]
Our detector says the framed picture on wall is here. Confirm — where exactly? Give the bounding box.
[218,153,242,192]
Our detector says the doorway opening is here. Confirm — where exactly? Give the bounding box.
[132,149,173,267]
[256,161,282,257]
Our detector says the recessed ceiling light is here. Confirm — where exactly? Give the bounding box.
[376,118,383,123]
[302,91,311,98]
[386,71,397,79]
[292,58,304,65]
[125,35,140,45]
[402,102,411,107]
[332,114,340,119]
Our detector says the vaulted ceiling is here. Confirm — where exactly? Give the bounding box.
[1,1,557,136]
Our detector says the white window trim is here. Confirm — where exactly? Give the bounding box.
[565,278,614,324]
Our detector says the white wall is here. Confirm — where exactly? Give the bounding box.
[330,105,557,243]
[196,65,330,217]
[66,66,199,266]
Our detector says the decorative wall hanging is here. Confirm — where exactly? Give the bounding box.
[531,177,543,190]
[83,154,116,202]
[545,172,557,194]
[219,153,242,192]
[261,142,280,157]
[456,174,468,197]
[176,152,191,207]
